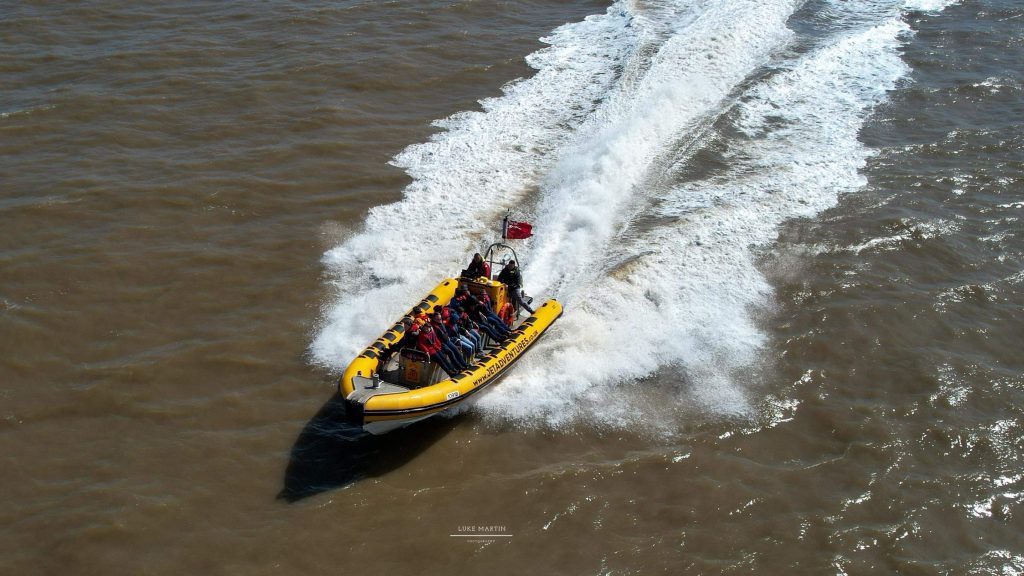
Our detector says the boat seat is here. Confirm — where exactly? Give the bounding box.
[398,349,439,388]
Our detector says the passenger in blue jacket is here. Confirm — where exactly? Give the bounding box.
[465,295,510,341]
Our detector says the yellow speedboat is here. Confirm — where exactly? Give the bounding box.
[339,244,562,434]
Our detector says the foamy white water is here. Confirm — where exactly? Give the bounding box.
[315,0,959,430]
[8,0,1021,572]
[311,2,637,361]
[903,0,959,12]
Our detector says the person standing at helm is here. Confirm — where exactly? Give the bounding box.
[497,260,534,315]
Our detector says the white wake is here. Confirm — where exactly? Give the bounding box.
[314,0,957,431]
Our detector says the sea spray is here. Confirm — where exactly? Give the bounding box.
[312,3,637,364]
[316,0,954,431]
[478,9,916,427]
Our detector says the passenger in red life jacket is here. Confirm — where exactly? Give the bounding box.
[462,253,491,280]
[455,323,480,357]
[431,312,471,370]
[454,310,484,353]
[413,310,430,327]
[416,322,460,376]
[436,311,475,359]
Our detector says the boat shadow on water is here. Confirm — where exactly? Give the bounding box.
[278,393,458,502]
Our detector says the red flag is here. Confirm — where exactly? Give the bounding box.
[504,219,533,240]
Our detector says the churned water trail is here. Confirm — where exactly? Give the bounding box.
[313,0,963,430]
[311,2,638,361]
[6,0,1023,573]
[315,0,953,425]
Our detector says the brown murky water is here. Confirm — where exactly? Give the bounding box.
[3,1,1023,574]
